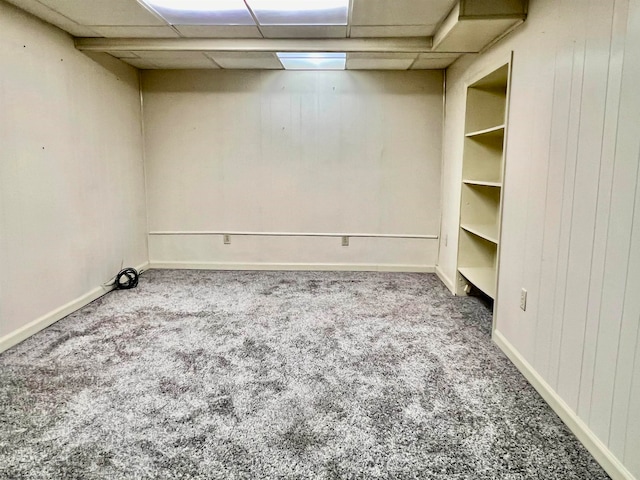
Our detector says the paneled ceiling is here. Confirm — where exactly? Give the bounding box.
[4,0,527,70]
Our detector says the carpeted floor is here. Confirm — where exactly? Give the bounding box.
[0,270,609,479]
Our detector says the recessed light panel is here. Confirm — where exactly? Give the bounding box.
[141,0,255,25]
[277,52,346,70]
[247,0,349,25]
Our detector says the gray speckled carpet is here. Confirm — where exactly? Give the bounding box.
[0,270,609,479]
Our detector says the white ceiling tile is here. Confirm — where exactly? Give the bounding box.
[91,26,179,38]
[4,0,100,36]
[410,53,461,69]
[261,25,346,38]
[141,0,255,25]
[36,0,167,26]
[207,52,282,69]
[350,25,436,38]
[346,53,416,70]
[131,51,220,68]
[246,0,348,26]
[351,0,457,26]
[174,25,262,38]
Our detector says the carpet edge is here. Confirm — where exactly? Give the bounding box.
[435,265,456,294]
[0,261,150,354]
[148,262,435,273]
[493,329,635,480]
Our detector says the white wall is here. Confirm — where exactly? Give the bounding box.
[0,2,148,349]
[142,70,443,271]
[438,0,640,478]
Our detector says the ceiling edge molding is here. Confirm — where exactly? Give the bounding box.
[75,37,434,54]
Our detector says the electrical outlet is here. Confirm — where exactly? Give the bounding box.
[341,236,349,247]
[223,234,231,245]
[520,288,527,311]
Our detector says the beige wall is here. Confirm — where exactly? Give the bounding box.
[142,70,443,270]
[0,3,148,347]
[438,0,640,477]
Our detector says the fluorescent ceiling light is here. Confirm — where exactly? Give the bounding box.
[277,52,346,70]
[141,0,255,25]
[246,0,349,25]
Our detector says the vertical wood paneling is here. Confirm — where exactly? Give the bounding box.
[143,70,443,267]
[557,0,615,410]
[589,0,640,442]
[611,150,640,457]
[533,44,574,381]
[442,0,640,476]
[577,0,629,422]
[625,312,640,474]
[518,14,559,364]
[609,0,640,459]
[547,7,588,392]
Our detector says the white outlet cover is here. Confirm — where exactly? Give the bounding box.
[520,288,527,311]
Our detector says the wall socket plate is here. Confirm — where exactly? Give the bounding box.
[520,288,527,311]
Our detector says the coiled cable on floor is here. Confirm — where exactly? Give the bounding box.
[115,268,139,290]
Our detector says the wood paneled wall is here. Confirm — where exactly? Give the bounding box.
[142,70,443,270]
[438,0,640,477]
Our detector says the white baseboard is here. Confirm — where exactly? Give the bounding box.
[149,261,435,273]
[0,261,149,354]
[435,265,455,293]
[493,330,635,480]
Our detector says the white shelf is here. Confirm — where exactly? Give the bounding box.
[465,125,505,138]
[462,179,502,187]
[456,62,509,302]
[458,266,496,299]
[460,223,499,244]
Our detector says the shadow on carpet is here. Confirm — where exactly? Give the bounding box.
[0,270,609,479]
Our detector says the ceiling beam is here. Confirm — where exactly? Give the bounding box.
[75,37,434,54]
[433,0,527,52]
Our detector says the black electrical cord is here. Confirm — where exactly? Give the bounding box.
[115,267,139,290]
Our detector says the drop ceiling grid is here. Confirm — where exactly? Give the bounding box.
[113,51,461,71]
[5,0,466,70]
[34,0,167,26]
[5,0,460,39]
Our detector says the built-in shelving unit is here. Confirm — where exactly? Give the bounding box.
[456,62,510,300]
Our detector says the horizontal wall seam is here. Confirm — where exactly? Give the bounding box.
[148,231,438,239]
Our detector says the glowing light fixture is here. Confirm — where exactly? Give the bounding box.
[247,0,349,25]
[277,52,346,70]
[141,0,255,25]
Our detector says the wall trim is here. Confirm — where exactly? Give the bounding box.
[149,261,435,273]
[493,330,635,480]
[435,265,456,293]
[0,261,150,354]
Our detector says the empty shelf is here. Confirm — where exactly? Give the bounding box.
[465,125,505,138]
[462,179,502,187]
[460,223,499,244]
[458,266,496,299]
